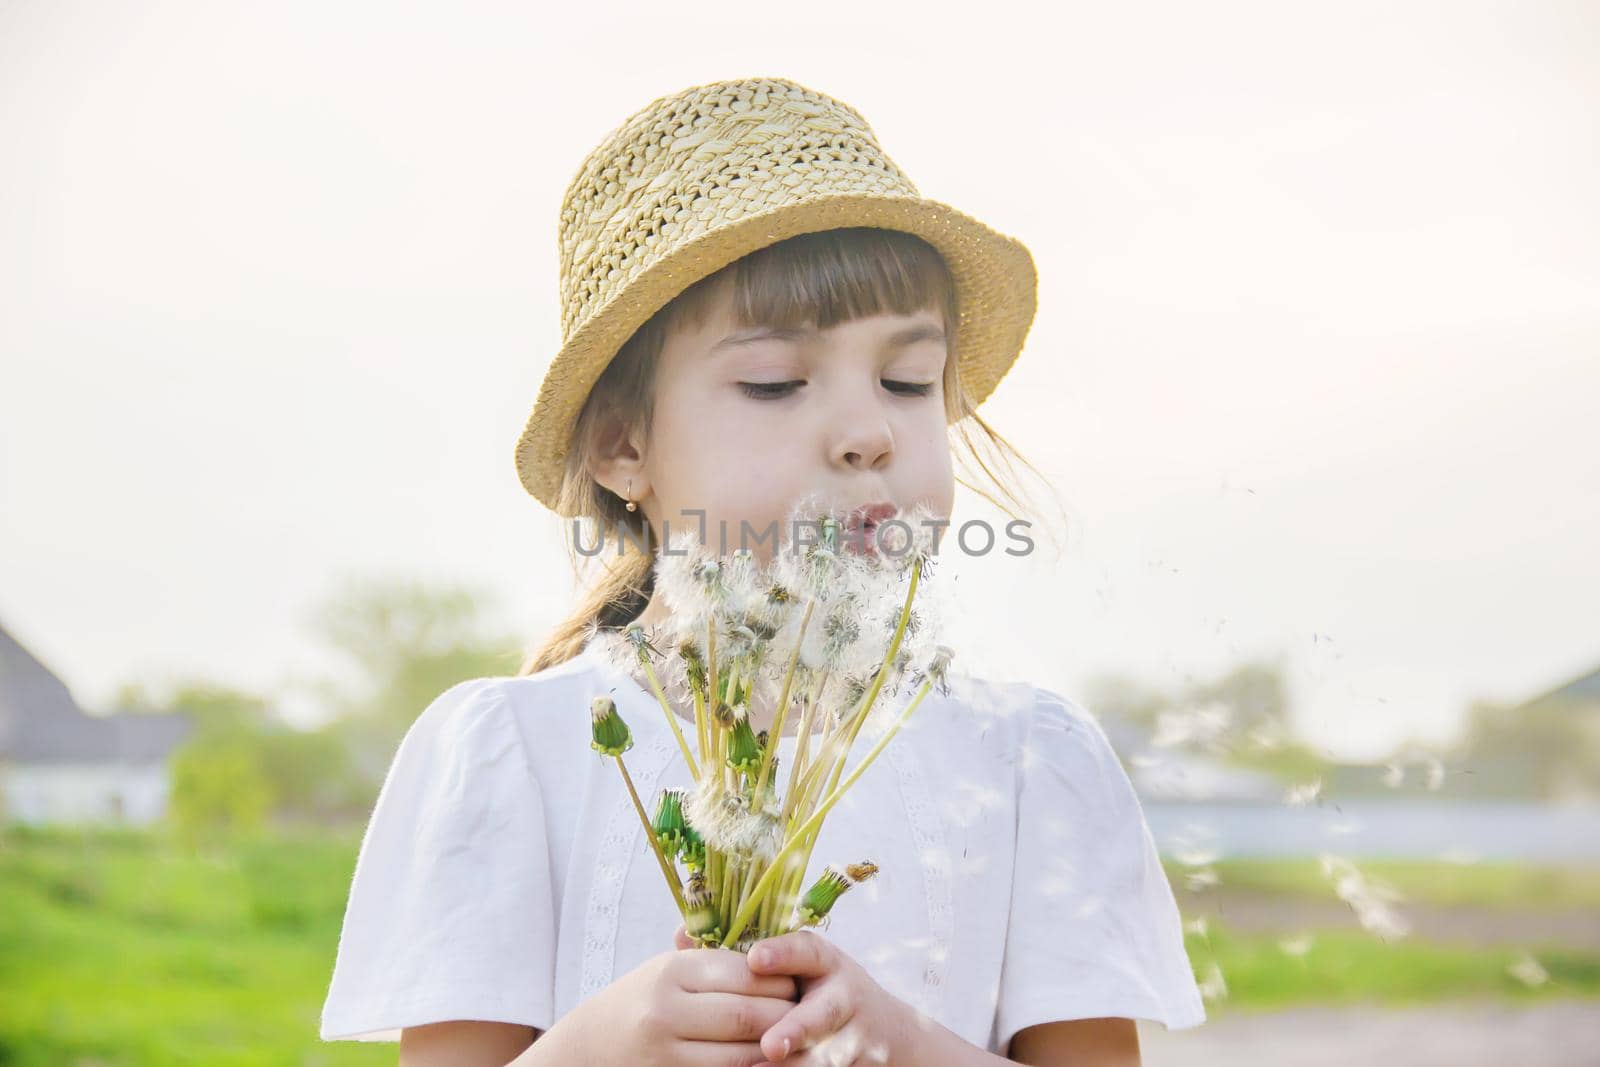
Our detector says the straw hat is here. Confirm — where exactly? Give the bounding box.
[514,75,1038,516]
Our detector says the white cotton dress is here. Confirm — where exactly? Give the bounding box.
[319,638,1207,1055]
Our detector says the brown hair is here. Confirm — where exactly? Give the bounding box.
[518,227,1060,676]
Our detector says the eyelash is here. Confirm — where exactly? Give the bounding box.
[738,380,934,400]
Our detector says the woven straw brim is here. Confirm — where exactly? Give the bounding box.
[514,192,1037,516]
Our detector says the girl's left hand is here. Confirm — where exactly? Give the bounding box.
[743,928,912,1064]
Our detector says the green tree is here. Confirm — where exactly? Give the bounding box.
[298,572,525,782]
[307,575,520,717]
[168,738,272,842]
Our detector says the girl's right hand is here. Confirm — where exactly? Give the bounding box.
[550,927,799,1067]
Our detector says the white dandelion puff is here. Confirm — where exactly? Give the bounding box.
[1278,933,1315,958]
[1507,952,1549,987]
[1197,961,1229,1002]
[1285,778,1323,807]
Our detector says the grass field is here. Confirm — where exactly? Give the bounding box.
[1,824,1595,1065]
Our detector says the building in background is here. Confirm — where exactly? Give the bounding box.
[0,620,191,826]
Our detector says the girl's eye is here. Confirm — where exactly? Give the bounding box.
[738,380,804,399]
[737,380,935,400]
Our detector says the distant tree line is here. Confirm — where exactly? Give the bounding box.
[118,573,528,841]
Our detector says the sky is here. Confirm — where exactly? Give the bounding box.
[2,1,1596,761]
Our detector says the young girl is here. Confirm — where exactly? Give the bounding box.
[320,75,1205,1065]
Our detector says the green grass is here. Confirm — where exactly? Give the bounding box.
[1,825,1596,1063]
[1168,856,1600,911]
[1182,925,1600,1018]
[0,823,391,1067]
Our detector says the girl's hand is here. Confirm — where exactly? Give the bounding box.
[743,929,913,1065]
[552,933,801,1067]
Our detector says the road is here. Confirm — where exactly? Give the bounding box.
[1138,998,1600,1067]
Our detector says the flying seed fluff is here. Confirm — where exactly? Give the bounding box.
[518,227,1062,676]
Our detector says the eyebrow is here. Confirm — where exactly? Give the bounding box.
[709,322,947,356]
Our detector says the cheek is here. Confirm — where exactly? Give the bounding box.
[648,399,792,523]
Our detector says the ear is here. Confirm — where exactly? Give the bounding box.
[587,404,651,508]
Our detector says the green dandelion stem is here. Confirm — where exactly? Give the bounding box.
[692,681,709,773]
[719,853,738,931]
[705,847,720,926]
[738,856,762,928]
[752,599,815,812]
[636,651,701,781]
[758,872,776,933]
[778,672,830,829]
[720,671,936,948]
[816,556,922,811]
[614,755,687,917]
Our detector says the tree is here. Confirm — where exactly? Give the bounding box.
[311,575,494,690]
[298,571,525,781]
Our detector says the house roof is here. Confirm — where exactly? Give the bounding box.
[1517,663,1600,712]
[0,620,191,766]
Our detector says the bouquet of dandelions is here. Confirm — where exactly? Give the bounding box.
[585,498,954,954]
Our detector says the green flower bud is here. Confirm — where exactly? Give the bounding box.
[796,864,853,927]
[679,823,706,871]
[589,695,632,757]
[652,788,687,859]
[726,715,762,777]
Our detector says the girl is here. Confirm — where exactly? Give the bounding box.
[320,76,1205,1066]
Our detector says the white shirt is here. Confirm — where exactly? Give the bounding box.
[319,638,1206,1054]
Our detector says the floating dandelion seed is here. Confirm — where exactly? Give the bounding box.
[1197,961,1229,1002]
[1437,847,1482,865]
[1278,933,1314,958]
[1507,952,1549,987]
[1175,847,1220,867]
[1423,757,1445,791]
[1320,853,1411,941]
[1246,726,1283,752]
[1285,778,1323,807]
[1152,701,1232,750]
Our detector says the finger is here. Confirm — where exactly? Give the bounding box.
[747,930,836,979]
[674,924,695,950]
[761,987,856,1062]
[678,1040,773,1067]
[675,990,794,1043]
[675,950,800,1001]
[766,1027,873,1066]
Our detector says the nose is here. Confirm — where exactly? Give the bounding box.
[828,393,894,472]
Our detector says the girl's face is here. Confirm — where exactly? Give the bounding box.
[612,280,956,566]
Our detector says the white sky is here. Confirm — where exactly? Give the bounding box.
[2,1,1596,760]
